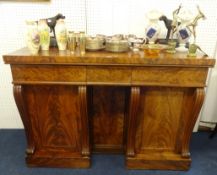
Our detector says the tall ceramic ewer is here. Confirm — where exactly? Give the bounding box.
[176,8,193,52]
[55,19,67,50]
[145,10,162,44]
[25,20,40,55]
[38,19,50,51]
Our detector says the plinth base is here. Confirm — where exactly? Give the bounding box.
[26,156,90,168]
[126,153,191,170]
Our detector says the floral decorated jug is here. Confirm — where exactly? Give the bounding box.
[38,19,50,50]
[55,19,67,50]
[145,10,162,44]
[25,21,40,54]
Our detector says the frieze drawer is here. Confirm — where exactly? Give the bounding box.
[11,65,86,84]
[132,67,208,87]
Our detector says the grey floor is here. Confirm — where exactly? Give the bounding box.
[0,129,217,175]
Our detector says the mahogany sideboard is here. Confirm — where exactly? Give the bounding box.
[3,48,215,170]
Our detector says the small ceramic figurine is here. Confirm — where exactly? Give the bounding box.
[145,10,162,44]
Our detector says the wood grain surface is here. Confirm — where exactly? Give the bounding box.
[11,65,208,87]
[135,87,186,153]
[11,65,86,84]
[90,86,126,153]
[126,152,191,170]
[3,47,215,67]
[126,87,140,157]
[87,66,132,85]
[181,88,205,158]
[22,85,90,167]
[132,67,208,87]
[13,85,35,155]
[79,86,90,156]
[126,87,202,170]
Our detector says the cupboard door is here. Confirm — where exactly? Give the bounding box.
[19,85,90,168]
[126,87,200,170]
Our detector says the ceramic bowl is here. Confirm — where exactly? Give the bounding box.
[141,44,168,56]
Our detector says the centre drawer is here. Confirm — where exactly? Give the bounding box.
[87,66,132,85]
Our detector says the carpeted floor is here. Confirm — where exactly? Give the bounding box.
[0,129,216,175]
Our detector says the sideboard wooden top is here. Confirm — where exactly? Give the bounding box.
[3,47,215,67]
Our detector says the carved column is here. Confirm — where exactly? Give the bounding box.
[182,88,205,158]
[126,87,140,157]
[13,85,35,155]
[79,86,90,157]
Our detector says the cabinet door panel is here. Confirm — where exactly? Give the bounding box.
[135,87,189,153]
[24,85,81,155]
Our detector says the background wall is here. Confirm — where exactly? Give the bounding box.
[0,0,217,128]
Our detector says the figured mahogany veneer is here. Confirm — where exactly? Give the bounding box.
[3,48,215,170]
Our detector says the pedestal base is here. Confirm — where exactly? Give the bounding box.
[26,156,90,168]
[126,153,191,170]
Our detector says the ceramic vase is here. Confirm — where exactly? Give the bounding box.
[176,22,191,52]
[145,10,162,44]
[176,8,193,52]
[38,19,50,51]
[25,21,40,55]
[55,19,67,50]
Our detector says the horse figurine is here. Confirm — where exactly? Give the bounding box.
[44,13,65,47]
[159,15,173,41]
[159,4,182,43]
